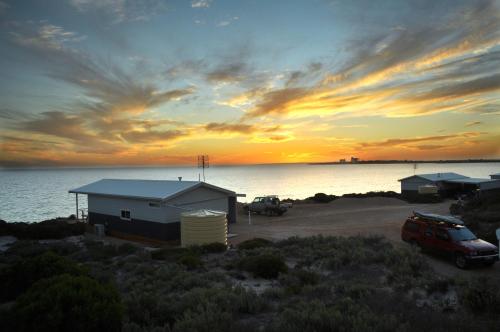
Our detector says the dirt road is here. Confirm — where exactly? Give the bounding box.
[229,197,499,279]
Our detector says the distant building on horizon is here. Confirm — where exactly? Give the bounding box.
[350,157,359,163]
[339,158,346,163]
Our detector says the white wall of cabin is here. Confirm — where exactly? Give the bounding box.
[400,177,433,191]
[88,186,230,224]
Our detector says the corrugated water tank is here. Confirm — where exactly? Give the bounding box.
[181,210,227,247]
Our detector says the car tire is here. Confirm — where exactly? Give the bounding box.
[454,253,468,269]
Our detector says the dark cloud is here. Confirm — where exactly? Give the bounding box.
[285,62,323,87]
[120,129,187,144]
[329,0,499,87]
[8,21,194,119]
[165,59,206,78]
[414,144,447,150]
[205,122,255,134]
[21,111,97,143]
[407,74,500,102]
[244,87,310,118]
[359,132,483,148]
[465,121,482,127]
[206,62,247,83]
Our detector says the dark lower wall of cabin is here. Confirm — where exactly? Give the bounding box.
[228,196,236,224]
[88,212,180,241]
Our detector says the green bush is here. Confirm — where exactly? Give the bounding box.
[280,268,320,294]
[201,242,227,253]
[0,219,85,239]
[238,238,273,250]
[8,274,123,332]
[307,193,337,203]
[0,251,86,301]
[459,277,500,314]
[117,243,139,256]
[237,254,287,279]
[151,247,189,261]
[178,253,202,270]
[267,299,402,332]
[173,303,232,332]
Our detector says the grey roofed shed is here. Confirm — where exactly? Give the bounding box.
[69,179,236,201]
[68,179,239,242]
[398,172,468,182]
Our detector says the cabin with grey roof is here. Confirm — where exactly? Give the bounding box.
[398,172,500,199]
[69,179,239,242]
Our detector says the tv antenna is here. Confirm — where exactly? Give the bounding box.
[197,155,209,182]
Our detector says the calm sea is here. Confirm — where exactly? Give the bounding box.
[1,163,499,223]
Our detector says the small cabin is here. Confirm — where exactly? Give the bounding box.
[69,179,239,242]
[399,172,500,198]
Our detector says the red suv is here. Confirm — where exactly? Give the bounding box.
[401,212,498,269]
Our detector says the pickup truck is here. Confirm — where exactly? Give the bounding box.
[243,196,288,216]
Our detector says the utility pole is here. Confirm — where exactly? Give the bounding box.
[197,155,209,182]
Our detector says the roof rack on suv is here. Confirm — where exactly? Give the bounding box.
[413,211,464,226]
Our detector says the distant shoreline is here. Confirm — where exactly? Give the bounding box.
[1,159,500,170]
[309,159,500,165]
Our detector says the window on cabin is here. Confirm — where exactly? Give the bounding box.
[149,202,160,208]
[120,210,131,220]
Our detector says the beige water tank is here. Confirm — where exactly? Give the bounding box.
[181,210,227,247]
[418,185,438,194]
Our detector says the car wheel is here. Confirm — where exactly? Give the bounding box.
[454,253,468,269]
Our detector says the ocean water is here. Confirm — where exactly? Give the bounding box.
[1,163,499,223]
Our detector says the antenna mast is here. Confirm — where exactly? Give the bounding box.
[197,155,209,182]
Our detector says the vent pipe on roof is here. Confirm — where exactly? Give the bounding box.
[178,177,182,181]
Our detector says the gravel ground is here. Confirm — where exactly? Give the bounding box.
[229,197,500,279]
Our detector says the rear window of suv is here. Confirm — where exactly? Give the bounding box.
[404,221,420,233]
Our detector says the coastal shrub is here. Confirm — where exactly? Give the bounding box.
[237,254,287,278]
[201,242,227,253]
[266,299,401,332]
[0,251,86,301]
[342,191,401,199]
[172,303,232,332]
[0,219,85,239]
[308,193,337,203]
[459,277,500,314]
[8,274,123,332]
[238,238,273,250]
[177,253,202,270]
[151,247,189,261]
[280,268,320,294]
[117,243,139,255]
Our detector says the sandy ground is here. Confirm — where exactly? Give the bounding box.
[229,198,500,279]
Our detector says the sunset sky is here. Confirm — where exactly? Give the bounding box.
[0,0,499,167]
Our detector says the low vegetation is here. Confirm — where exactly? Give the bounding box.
[451,194,500,243]
[0,234,498,331]
[0,218,85,239]
[283,191,442,204]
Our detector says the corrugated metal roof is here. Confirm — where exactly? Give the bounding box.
[399,172,468,182]
[69,179,235,200]
[444,178,500,184]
